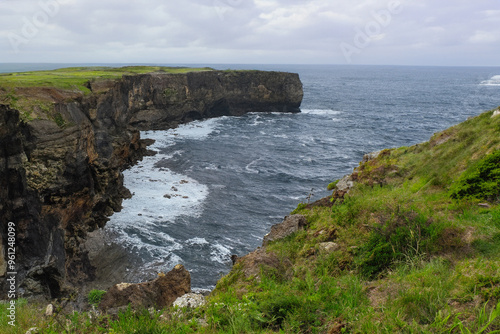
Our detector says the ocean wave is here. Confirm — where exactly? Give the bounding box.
[301,109,342,115]
[480,75,500,86]
[210,243,232,264]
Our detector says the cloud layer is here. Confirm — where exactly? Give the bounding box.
[1,0,499,65]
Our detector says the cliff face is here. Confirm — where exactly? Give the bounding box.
[0,70,303,299]
[108,70,303,130]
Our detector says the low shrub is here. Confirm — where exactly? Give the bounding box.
[356,206,441,278]
[450,150,500,202]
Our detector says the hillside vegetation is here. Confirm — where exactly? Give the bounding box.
[2,107,500,333]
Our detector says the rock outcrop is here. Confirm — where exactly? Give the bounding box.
[99,264,190,311]
[234,215,307,280]
[262,214,308,246]
[0,70,303,299]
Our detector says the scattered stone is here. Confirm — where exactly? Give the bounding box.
[163,194,172,199]
[182,196,189,199]
[180,180,189,184]
[99,264,190,311]
[173,293,206,309]
[25,328,39,334]
[171,186,178,191]
[362,150,382,162]
[197,318,209,327]
[318,242,340,254]
[45,303,54,317]
[88,305,101,320]
[335,174,355,192]
[262,215,308,246]
[492,109,500,118]
[478,203,491,208]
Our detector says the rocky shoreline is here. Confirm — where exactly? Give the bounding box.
[0,69,303,301]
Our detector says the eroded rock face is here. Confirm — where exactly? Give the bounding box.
[99,264,190,311]
[122,71,303,130]
[0,70,303,299]
[262,214,308,246]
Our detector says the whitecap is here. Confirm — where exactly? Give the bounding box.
[210,243,232,263]
[480,75,500,86]
[186,237,210,245]
[301,109,342,115]
[165,118,221,140]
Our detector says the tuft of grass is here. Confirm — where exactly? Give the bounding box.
[87,289,107,306]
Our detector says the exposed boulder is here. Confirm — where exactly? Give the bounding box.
[492,108,500,118]
[262,214,308,246]
[362,150,382,163]
[173,293,206,309]
[234,248,290,279]
[335,174,355,193]
[318,242,340,254]
[99,264,190,311]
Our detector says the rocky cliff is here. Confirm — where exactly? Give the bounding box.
[0,69,303,299]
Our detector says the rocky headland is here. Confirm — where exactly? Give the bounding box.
[0,68,303,300]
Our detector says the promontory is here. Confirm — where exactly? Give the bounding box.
[0,66,303,299]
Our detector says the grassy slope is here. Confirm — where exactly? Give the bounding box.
[0,66,213,122]
[1,108,500,333]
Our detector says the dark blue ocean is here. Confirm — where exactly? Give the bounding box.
[2,64,500,289]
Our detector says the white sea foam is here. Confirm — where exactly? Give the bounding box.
[301,109,342,115]
[186,237,210,245]
[480,75,500,86]
[210,243,232,263]
[105,118,221,263]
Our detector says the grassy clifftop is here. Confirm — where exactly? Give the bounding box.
[0,66,213,92]
[0,66,213,122]
[2,108,500,333]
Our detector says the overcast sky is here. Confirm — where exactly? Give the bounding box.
[0,0,499,66]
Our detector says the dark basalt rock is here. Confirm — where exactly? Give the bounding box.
[0,70,303,299]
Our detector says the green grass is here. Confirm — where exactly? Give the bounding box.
[0,66,213,93]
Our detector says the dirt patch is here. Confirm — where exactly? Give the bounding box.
[429,131,453,148]
[16,87,83,103]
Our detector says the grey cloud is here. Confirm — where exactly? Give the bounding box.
[0,0,499,65]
